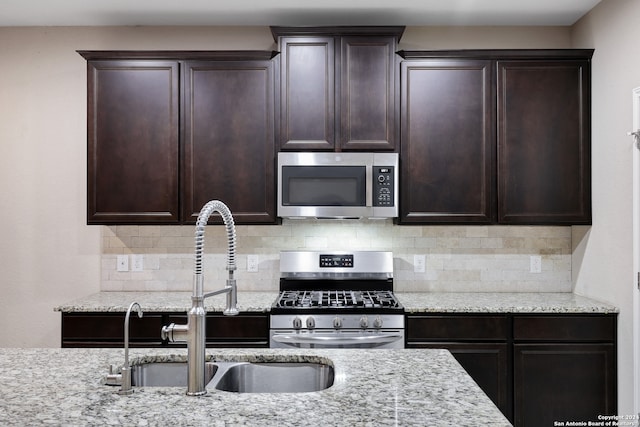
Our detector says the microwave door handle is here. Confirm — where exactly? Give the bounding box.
[366,164,373,207]
[272,333,403,346]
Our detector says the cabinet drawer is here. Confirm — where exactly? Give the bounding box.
[62,313,163,341]
[407,315,508,341]
[207,314,269,340]
[513,315,616,342]
[166,313,269,340]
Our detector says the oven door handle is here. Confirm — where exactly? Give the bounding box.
[272,333,403,346]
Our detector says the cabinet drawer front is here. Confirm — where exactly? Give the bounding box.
[513,315,616,342]
[166,314,269,340]
[62,313,163,340]
[206,314,269,339]
[407,315,508,341]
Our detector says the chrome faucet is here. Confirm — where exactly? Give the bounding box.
[105,301,143,395]
[161,200,238,396]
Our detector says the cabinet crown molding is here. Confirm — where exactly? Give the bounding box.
[77,50,279,61]
[397,48,594,60]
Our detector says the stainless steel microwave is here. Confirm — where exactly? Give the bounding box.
[277,152,399,219]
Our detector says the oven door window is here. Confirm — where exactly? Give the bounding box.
[282,166,366,206]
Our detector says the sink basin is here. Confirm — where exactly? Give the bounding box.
[130,362,217,387]
[127,360,334,393]
[213,362,334,393]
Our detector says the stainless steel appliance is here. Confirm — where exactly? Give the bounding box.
[277,152,399,219]
[270,251,404,349]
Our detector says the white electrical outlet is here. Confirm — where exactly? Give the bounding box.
[530,255,542,274]
[414,254,426,273]
[131,254,144,272]
[116,255,129,272]
[247,255,259,272]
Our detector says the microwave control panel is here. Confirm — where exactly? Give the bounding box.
[373,166,395,207]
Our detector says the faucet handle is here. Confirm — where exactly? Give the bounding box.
[105,364,122,386]
[161,322,189,343]
[161,323,174,341]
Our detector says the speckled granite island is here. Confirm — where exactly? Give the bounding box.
[0,347,511,426]
[54,291,617,425]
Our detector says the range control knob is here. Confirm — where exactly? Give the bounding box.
[359,315,369,329]
[332,316,342,329]
[292,316,302,329]
[306,316,316,329]
[373,316,383,329]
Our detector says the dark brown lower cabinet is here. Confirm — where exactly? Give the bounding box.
[406,313,617,427]
[61,312,269,348]
[513,315,617,427]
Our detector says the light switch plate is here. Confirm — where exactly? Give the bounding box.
[530,255,542,274]
[131,254,144,272]
[117,255,129,272]
[414,254,426,273]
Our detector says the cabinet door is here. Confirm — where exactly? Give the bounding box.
[497,60,591,224]
[183,60,277,224]
[87,60,180,224]
[340,36,398,151]
[279,37,335,150]
[400,60,494,223]
[514,343,616,426]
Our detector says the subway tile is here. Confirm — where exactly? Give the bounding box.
[101,224,572,293]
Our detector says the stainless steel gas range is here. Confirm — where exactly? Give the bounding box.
[269,251,405,349]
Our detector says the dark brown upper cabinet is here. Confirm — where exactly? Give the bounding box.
[182,59,277,224]
[398,50,593,225]
[84,58,180,224]
[272,26,404,152]
[399,59,495,223]
[497,58,592,224]
[80,51,278,225]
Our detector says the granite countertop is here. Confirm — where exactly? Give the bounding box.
[0,347,511,426]
[396,292,619,314]
[55,291,618,314]
[54,291,279,313]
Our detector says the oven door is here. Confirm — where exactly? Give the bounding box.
[270,329,405,349]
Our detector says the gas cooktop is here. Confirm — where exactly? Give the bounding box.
[273,289,402,310]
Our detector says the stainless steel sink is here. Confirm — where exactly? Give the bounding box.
[128,361,334,393]
[130,362,217,387]
[213,362,334,393]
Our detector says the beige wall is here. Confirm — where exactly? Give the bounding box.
[0,26,572,350]
[571,0,640,416]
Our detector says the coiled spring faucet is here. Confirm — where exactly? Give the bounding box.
[161,200,238,396]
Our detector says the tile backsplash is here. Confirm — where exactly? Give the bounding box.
[101,220,571,293]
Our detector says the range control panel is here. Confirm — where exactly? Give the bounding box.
[319,254,354,268]
[373,166,395,207]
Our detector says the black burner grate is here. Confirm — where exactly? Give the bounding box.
[275,290,401,309]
